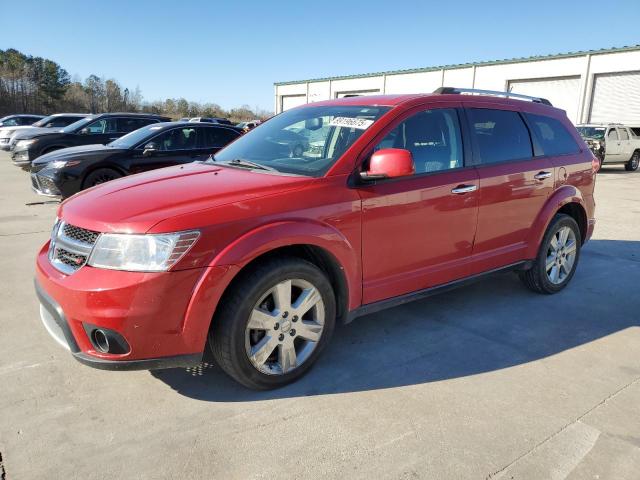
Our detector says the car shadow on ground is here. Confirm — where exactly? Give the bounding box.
[152,239,640,402]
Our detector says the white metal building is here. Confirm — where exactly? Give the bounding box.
[274,45,640,125]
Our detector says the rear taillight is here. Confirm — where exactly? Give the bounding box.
[591,154,600,174]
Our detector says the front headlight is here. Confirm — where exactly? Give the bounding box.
[88,230,200,272]
[16,139,38,148]
[47,160,80,169]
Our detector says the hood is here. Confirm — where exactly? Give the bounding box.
[17,128,65,140]
[0,125,33,136]
[33,144,118,165]
[59,162,313,233]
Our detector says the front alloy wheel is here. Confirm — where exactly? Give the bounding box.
[210,256,336,390]
[245,279,325,375]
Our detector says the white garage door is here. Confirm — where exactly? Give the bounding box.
[589,71,640,124]
[508,77,581,124]
[281,95,307,111]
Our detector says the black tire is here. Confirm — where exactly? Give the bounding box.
[519,214,581,294]
[624,151,639,171]
[82,168,122,189]
[209,256,336,390]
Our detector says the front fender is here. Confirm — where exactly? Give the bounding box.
[211,219,361,310]
[526,185,586,258]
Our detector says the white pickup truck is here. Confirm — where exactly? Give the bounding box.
[577,124,640,172]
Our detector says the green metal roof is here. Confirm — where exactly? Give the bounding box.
[274,44,640,86]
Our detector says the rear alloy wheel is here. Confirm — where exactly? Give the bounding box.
[83,168,122,189]
[210,256,336,389]
[519,214,581,294]
[625,151,639,171]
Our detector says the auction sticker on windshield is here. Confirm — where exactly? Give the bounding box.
[329,117,374,130]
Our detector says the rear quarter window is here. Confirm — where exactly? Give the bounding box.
[525,113,580,156]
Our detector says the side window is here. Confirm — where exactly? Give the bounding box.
[118,118,155,133]
[86,118,118,134]
[4,118,19,126]
[373,108,463,174]
[153,127,198,151]
[467,108,533,164]
[619,128,630,141]
[524,113,580,156]
[202,127,240,148]
[607,129,618,141]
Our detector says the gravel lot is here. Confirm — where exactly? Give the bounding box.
[0,152,639,479]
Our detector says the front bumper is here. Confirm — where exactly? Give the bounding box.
[12,148,32,166]
[0,138,11,150]
[35,242,236,370]
[31,171,62,197]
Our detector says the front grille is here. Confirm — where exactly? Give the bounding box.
[62,223,100,245]
[49,221,100,274]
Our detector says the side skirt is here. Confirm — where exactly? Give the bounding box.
[346,260,532,323]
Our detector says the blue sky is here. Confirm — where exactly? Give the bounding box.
[3,0,639,112]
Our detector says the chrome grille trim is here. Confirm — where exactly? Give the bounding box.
[49,221,100,275]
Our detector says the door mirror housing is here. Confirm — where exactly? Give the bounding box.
[360,148,415,181]
[79,127,90,135]
[143,142,158,156]
[304,117,323,131]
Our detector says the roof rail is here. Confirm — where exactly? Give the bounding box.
[433,87,553,106]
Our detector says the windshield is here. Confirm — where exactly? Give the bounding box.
[109,124,163,148]
[61,117,96,133]
[577,127,606,139]
[213,105,390,176]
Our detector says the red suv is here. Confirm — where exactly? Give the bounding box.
[35,88,597,389]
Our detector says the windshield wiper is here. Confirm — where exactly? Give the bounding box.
[223,158,277,172]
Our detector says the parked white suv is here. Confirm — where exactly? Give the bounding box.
[577,124,640,171]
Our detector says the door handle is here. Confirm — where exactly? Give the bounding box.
[534,171,552,180]
[451,184,478,194]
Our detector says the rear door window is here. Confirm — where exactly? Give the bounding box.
[467,108,533,164]
[201,127,240,148]
[524,113,580,156]
[118,118,156,133]
[619,128,630,141]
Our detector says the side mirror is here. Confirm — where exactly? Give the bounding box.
[305,117,323,131]
[79,127,90,135]
[360,148,415,181]
[143,142,158,156]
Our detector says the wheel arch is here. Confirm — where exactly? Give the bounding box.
[526,185,588,258]
[81,163,127,189]
[210,220,360,321]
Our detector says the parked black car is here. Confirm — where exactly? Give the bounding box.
[0,114,44,127]
[12,113,170,167]
[30,121,242,198]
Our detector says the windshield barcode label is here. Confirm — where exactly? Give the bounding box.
[329,117,374,130]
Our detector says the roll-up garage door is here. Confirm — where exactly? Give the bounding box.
[589,71,640,124]
[508,76,581,124]
[281,95,307,112]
